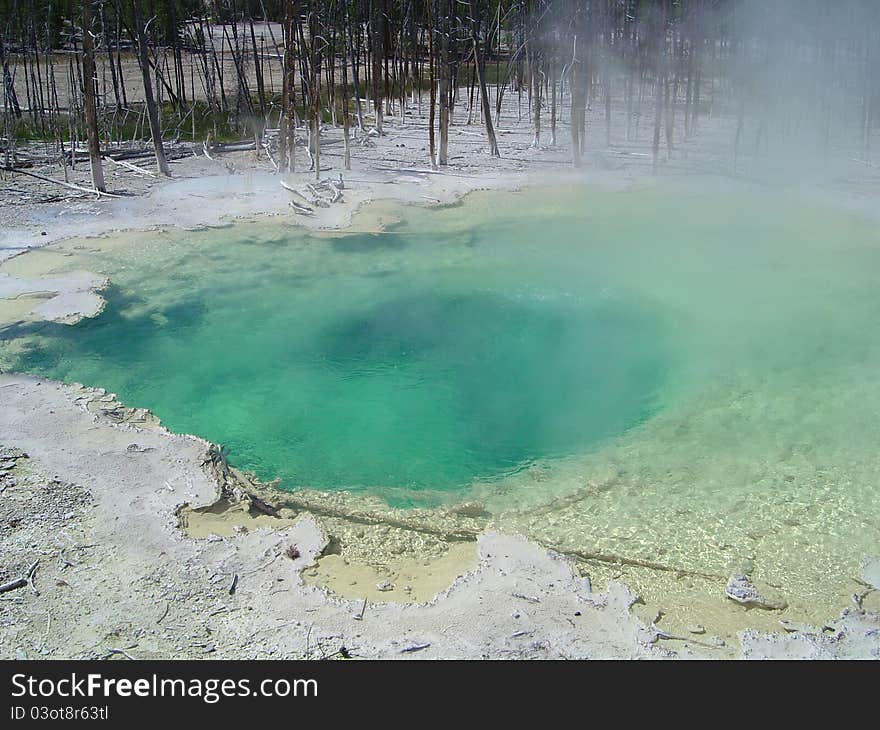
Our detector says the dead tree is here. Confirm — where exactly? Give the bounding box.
[438,0,450,165]
[133,0,170,176]
[569,17,584,166]
[81,0,105,192]
[309,0,320,179]
[281,0,299,173]
[341,0,352,169]
[427,0,437,169]
[467,0,499,157]
[370,0,386,135]
[652,0,668,173]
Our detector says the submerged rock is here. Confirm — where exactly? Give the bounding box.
[778,619,816,634]
[448,501,491,518]
[725,574,788,611]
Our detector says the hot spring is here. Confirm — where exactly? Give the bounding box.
[2,181,879,619]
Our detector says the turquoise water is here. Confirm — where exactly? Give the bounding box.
[3,182,880,609]
[7,260,666,503]
[2,193,675,504]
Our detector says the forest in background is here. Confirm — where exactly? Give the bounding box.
[1,0,879,190]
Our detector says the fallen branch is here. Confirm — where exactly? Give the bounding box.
[210,140,257,152]
[321,646,352,660]
[400,643,431,654]
[263,142,279,172]
[289,201,314,216]
[305,182,332,207]
[654,631,726,649]
[279,179,308,204]
[280,180,315,214]
[554,542,728,582]
[0,560,39,594]
[1,167,125,198]
[327,180,344,203]
[156,601,170,624]
[103,155,156,177]
[105,647,136,660]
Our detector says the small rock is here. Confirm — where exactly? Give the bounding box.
[376,580,394,592]
[688,624,706,635]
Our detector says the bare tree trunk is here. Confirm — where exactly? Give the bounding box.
[550,58,557,146]
[532,56,542,147]
[468,0,499,157]
[341,0,352,170]
[115,14,128,107]
[81,0,105,191]
[570,34,582,167]
[281,0,298,173]
[427,0,437,169]
[438,0,449,165]
[310,0,320,179]
[248,10,267,119]
[133,0,170,176]
[99,2,121,112]
[604,73,612,148]
[345,1,364,130]
[652,1,667,173]
[733,96,745,174]
[0,35,22,121]
[652,72,664,171]
[371,0,385,134]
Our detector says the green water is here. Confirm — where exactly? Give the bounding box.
[3,181,880,611]
[5,253,667,502]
